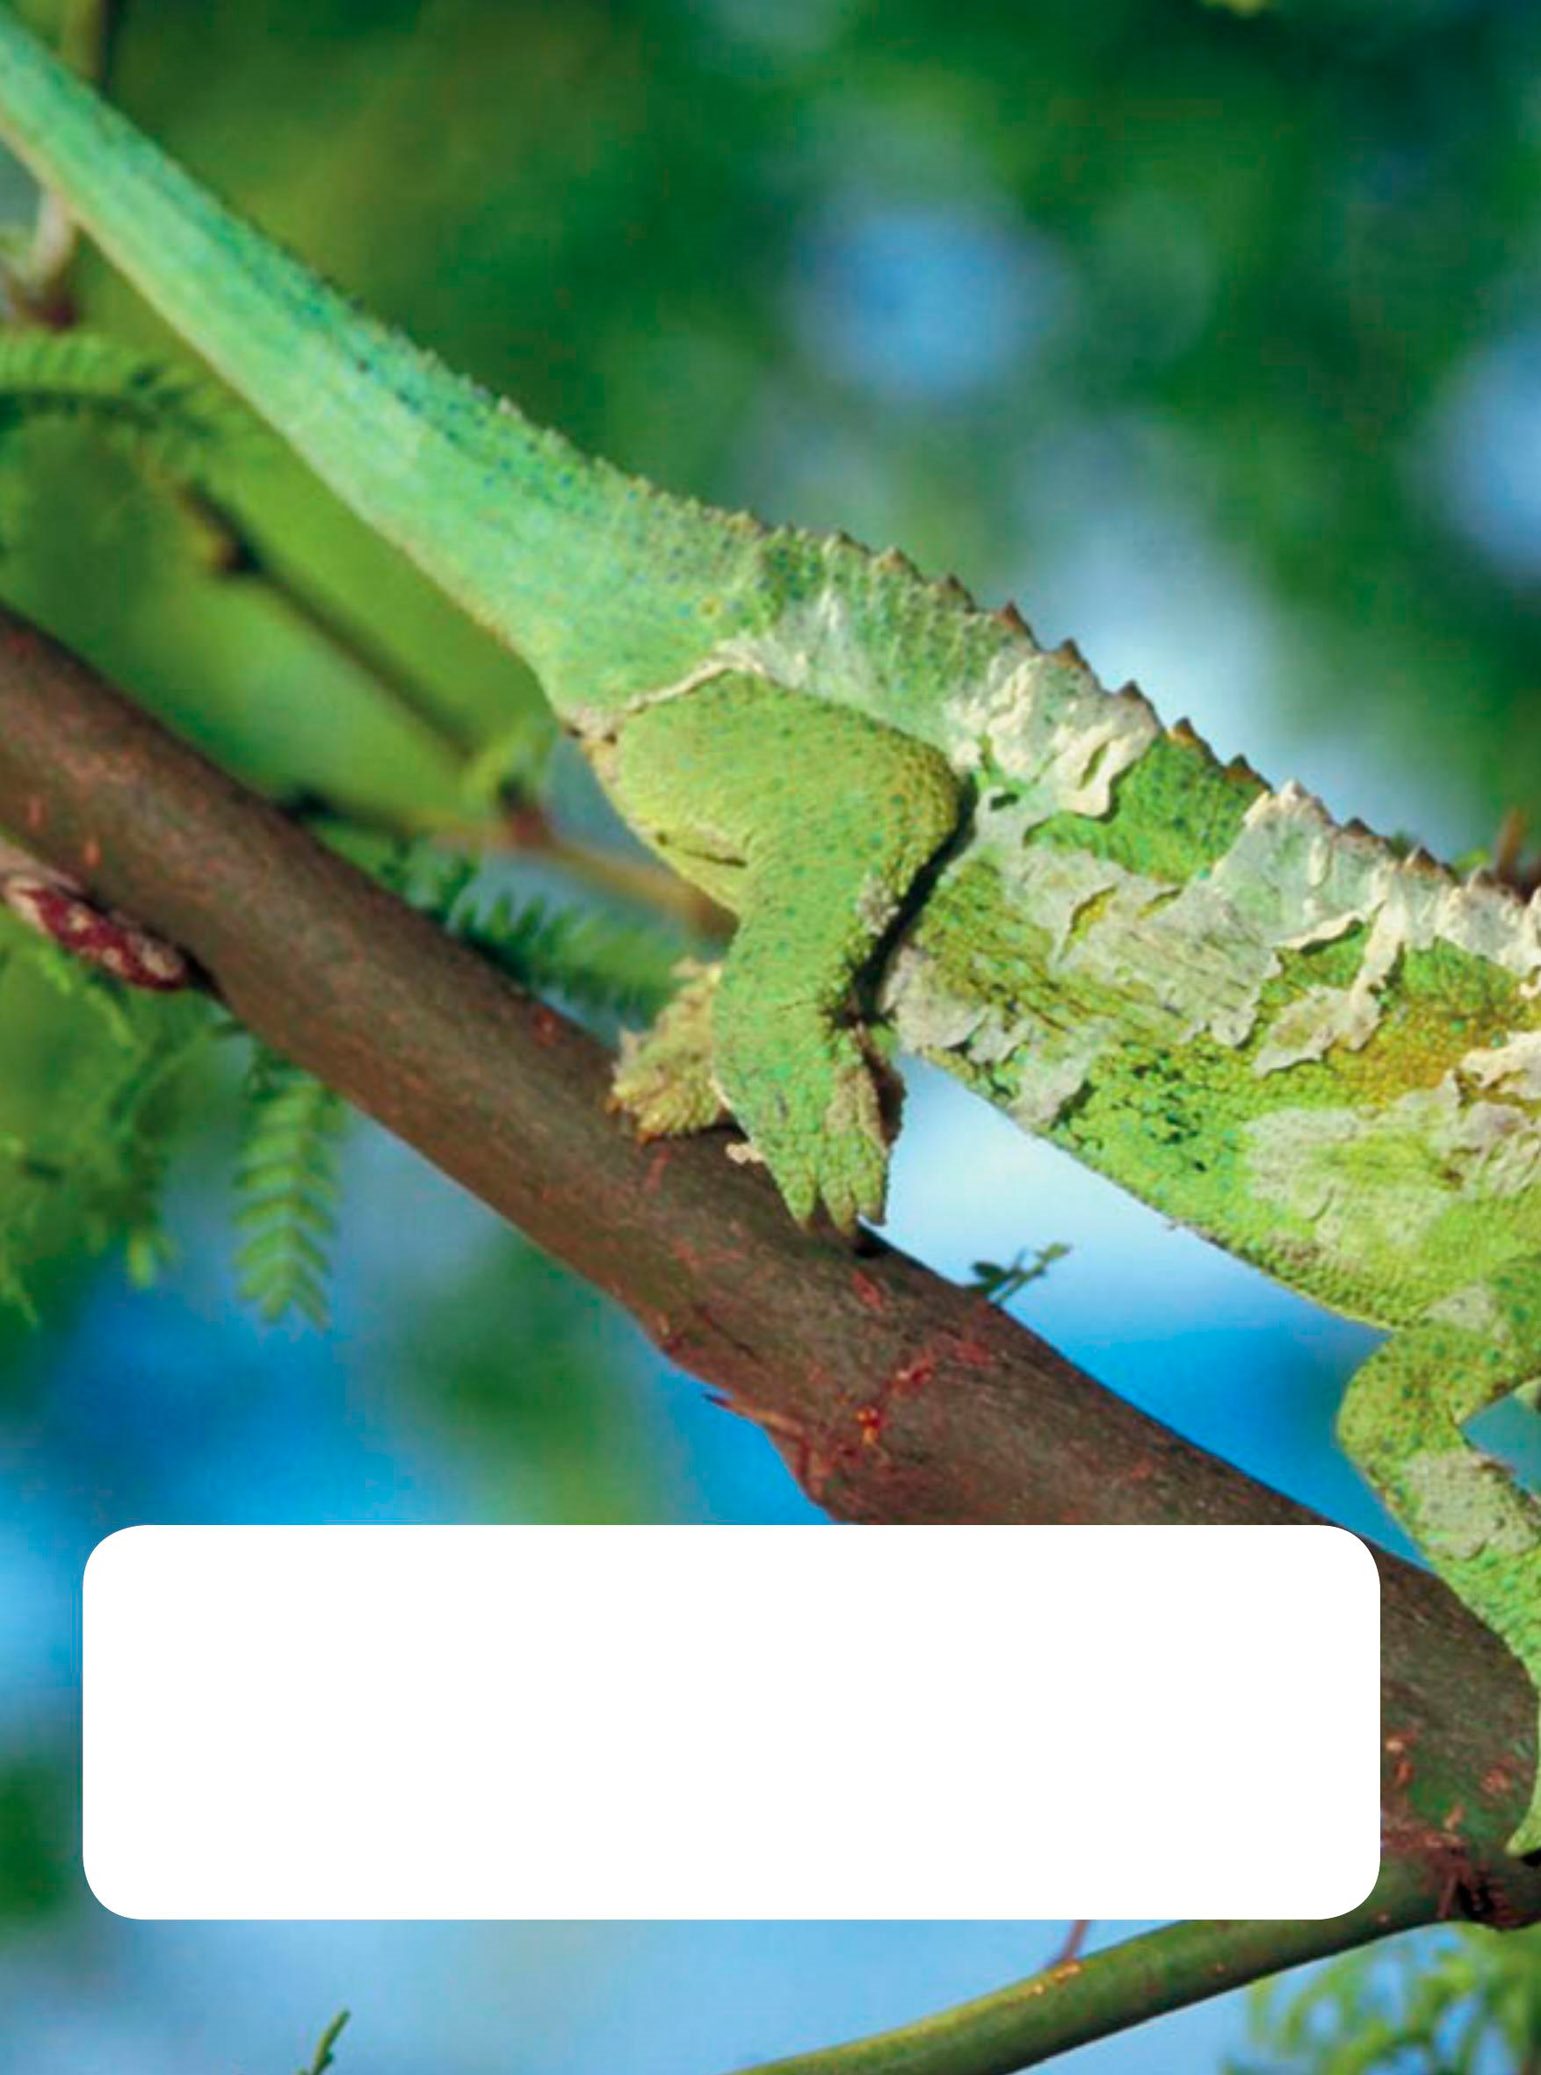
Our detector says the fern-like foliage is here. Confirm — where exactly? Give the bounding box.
[0,914,211,1317]
[452,889,682,1023]
[1230,1923,1541,2075]
[0,328,270,517]
[400,846,684,1026]
[234,1045,347,1328]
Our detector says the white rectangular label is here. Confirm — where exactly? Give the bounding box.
[83,1524,1379,1919]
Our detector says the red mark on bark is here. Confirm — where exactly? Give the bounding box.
[838,1338,953,1466]
[851,1270,884,1312]
[81,836,102,872]
[890,1355,936,1397]
[1384,1730,1416,1794]
[854,1404,886,1446]
[643,1148,671,1194]
[529,1005,561,1046]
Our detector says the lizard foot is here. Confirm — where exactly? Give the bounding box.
[611,960,727,1138]
[614,960,896,1231]
[714,1011,899,1235]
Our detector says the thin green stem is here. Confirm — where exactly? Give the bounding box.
[737,1873,1434,2075]
[489,806,729,934]
[176,484,485,762]
[15,0,113,318]
[298,2009,349,2075]
[55,0,113,78]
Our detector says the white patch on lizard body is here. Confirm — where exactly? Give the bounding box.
[1217,793,1541,1067]
[702,577,1163,826]
[1402,1450,1539,1560]
[880,937,1119,1129]
[1005,1029,1115,1128]
[855,872,897,934]
[1250,904,1408,1072]
[1245,1080,1541,1281]
[1460,1030,1541,1103]
[716,586,887,710]
[945,651,1161,820]
[880,947,989,1054]
[998,844,1126,954]
[961,782,1541,1087]
[1251,983,1382,1074]
[1246,1100,1446,1265]
[608,557,1541,1143]
[1426,1281,1509,1341]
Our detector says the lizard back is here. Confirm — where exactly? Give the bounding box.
[882,656,1541,1328]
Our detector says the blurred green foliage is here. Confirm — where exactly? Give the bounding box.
[0,1755,73,1922]
[1232,1923,1541,2073]
[0,907,209,1320]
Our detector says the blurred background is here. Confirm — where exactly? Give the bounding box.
[0,0,1540,2066]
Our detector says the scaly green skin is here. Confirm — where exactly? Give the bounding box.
[0,7,1536,1849]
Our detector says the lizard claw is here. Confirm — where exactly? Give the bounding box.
[611,961,727,1138]
[718,1020,896,1237]
[613,961,895,1235]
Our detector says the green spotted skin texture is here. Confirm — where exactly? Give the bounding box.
[891,749,1541,1332]
[0,4,1536,1850]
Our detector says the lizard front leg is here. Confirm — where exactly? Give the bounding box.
[1337,1260,1541,1854]
[603,673,963,1232]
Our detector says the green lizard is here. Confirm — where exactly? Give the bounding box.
[0,7,1537,1851]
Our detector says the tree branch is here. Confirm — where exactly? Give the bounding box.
[0,605,1535,2067]
[743,1905,1437,2075]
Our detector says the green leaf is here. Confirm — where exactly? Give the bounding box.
[233,1045,347,1327]
[969,1242,1071,1306]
